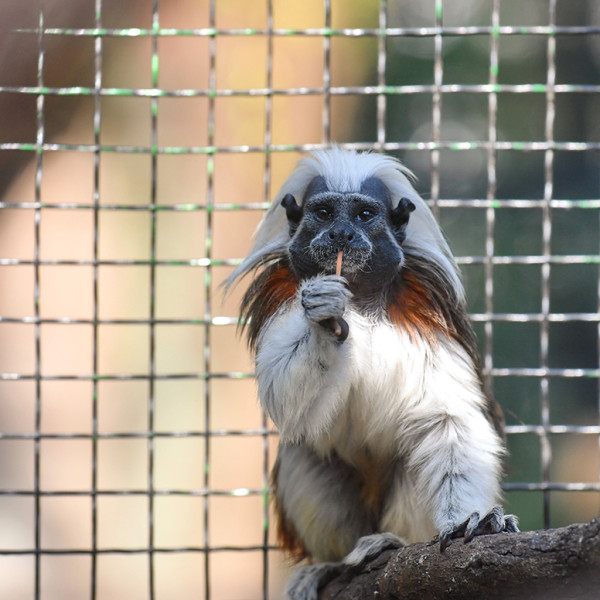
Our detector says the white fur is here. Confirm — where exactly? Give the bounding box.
[226,148,463,300]
[263,304,503,542]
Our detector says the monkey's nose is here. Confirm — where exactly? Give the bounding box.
[328,226,354,244]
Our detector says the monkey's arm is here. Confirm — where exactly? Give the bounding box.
[255,275,353,443]
[397,341,518,548]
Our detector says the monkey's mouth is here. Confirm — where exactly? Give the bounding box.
[309,246,372,276]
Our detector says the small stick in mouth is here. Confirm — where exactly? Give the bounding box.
[330,250,344,336]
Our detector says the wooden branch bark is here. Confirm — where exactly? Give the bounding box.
[319,517,600,600]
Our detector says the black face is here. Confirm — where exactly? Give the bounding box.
[282,176,415,294]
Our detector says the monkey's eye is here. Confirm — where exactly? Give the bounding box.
[357,209,376,223]
[314,206,333,222]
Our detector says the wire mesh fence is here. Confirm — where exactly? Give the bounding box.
[0,0,599,598]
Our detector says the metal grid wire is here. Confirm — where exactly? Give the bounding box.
[0,0,599,598]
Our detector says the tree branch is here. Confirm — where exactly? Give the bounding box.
[319,517,600,600]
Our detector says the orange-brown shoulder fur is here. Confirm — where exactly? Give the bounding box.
[387,255,505,438]
[386,255,479,361]
[240,260,299,352]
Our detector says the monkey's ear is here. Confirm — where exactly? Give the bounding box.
[390,197,416,242]
[281,194,303,235]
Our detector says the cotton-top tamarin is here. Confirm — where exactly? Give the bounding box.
[227,148,518,600]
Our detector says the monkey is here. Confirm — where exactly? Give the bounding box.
[226,148,518,600]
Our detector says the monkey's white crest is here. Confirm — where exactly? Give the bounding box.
[227,147,463,300]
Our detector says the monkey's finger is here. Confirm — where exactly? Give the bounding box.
[462,512,481,543]
[460,507,520,546]
[504,514,520,533]
[438,529,454,552]
[439,513,477,550]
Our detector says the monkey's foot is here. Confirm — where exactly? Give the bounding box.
[439,506,519,551]
[285,533,405,600]
[344,532,406,567]
[285,562,342,600]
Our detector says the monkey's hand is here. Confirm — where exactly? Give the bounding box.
[300,275,351,341]
[438,506,519,551]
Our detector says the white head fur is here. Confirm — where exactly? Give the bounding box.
[228,148,463,300]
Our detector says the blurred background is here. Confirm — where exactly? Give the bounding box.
[0,0,599,598]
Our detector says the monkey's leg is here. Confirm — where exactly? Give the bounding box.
[274,443,378,600]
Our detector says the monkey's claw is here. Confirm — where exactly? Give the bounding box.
[318,316,349,342]
[439,506,519,551]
